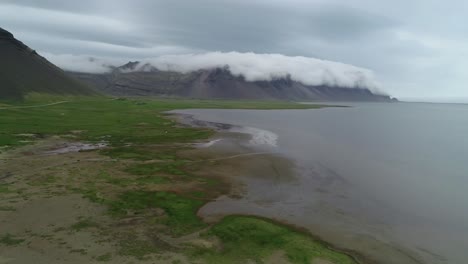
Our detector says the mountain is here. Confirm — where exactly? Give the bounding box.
[0,26,394,102]
[0,27,96,100]
[68,62,396,101]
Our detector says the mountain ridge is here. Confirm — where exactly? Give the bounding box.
[68,61,396,102]
[0,26,396,102]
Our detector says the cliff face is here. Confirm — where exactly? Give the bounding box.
[0,27,96,100]
[69,64,395,101]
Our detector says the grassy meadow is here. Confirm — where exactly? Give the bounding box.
[0,94,327,148]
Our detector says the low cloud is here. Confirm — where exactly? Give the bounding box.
[45,51,381,92]
[140,52,380,91]
[42,53,124,73]
[3,1,468,99]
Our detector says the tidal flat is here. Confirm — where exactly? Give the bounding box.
[0,96,357,264]
[174,104,468,264]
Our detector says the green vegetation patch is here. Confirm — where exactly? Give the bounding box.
[0,205,16,211]
[191,216,357,264]
[0,234,25,246]
[70,218,100,231]
[95,253,112,262]
[103,174,171,187]
[80,188,106,204]
[0,184,12,194]
[0,98,213,147]
[100,146,160,161]
[190,191,207,199]
[125,161,187,176]
[0,97,327,148]
[109,176,169,186]
[135,175,171,185]
[101,146,183,161]
[109,191,206,236]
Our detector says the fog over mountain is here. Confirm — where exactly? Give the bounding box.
[138,53,380,92]
[45,52,381,93]
[1,0,467,102]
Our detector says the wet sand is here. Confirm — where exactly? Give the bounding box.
[172,111,426,264]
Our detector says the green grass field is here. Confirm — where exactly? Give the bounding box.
[192,216,356,264]
[0,95,327,149]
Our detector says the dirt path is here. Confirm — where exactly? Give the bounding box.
[0,101,69,110]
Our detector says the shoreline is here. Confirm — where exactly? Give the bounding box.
[170,111,371,264]
[171,109,430,264]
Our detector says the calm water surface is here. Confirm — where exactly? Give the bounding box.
[175,103,468,264]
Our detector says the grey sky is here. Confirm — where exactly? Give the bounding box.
[1,0,467,101]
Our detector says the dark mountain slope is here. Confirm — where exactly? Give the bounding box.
[0,27,96,100]
[69,64,395,101]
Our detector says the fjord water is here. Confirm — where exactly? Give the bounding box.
[175,103,468,264]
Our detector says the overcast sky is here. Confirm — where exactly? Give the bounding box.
[1,0,467,101]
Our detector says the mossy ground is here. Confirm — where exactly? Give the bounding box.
[0,234,25,246]
[0,96,356,263]
[191,216,356,264]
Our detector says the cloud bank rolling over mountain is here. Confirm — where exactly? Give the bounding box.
[44,52,381,93]
[2,0,468,101]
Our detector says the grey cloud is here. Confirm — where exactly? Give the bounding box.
[0,4,144,48]
[0,0,467,100]
[0,0,107,14]
[131,1,396,51]
[298,7,396,41]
